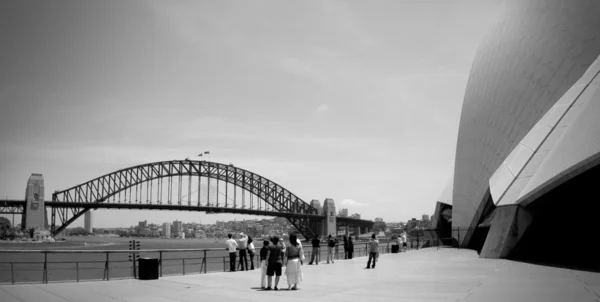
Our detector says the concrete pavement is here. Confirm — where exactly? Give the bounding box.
[1,248,599,302]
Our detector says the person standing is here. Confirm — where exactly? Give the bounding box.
[334,237,340,260]
[279,237,287,267]
[259,239,270,289]
[391,235,400,253]
[343,235,349,259]
[366,233,379,269]
[348,236,354,259]
[225,233,238,272]
[401,232,408,252]
[265,236,283,290]
[238,233,249,271]
[284,234,304,290]
[309,236,320,265]
[327,235,335,264]
[247,236,256,270]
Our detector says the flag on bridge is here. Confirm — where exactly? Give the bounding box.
[204,151,210,154]
[197,153,203,157]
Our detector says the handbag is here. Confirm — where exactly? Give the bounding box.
[300,246,305,264]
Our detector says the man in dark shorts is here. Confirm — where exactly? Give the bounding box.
[309,235,320,265]
[265,236,283,290]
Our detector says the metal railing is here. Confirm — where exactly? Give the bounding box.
[0,248,220,284]
[398,227,479,250]
[0,243,397,284]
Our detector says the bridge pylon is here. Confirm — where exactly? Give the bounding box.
[308,199,323,238]
[22,173,48,231]
[323,198,336,237]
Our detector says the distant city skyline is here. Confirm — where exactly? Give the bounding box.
[77,209,428,229]
[0,1,502,228]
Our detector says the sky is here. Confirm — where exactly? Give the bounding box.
[0,0,502,228]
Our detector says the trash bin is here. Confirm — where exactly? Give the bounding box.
[138,258,159,280]
[391,245,399,253]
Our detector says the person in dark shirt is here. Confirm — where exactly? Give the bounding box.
[259,240,270,289]
[265,236,283,290]
[343,235,348,259]
[309,236,320,265]
[348,236,354,259]
[327,235,335,264]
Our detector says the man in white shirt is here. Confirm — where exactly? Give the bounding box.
[401,233,407,252]
[238,233,249,271]
[225,233,238,272]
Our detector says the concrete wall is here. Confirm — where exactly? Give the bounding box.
[479,204,534,258]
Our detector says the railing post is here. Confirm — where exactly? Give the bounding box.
[223,256,226,272]
[457,227,460,250]
[159,251,163,277]
[10,262,14,285]
[43,251,48,284]
[105,252,110,281]
[76,262,79,282]
[133,255,137,279]
[182,259,185,275]
[203,250,207,274]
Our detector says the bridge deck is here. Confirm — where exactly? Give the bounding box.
[1,248,598,302]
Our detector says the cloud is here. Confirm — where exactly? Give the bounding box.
[317,104,329,113]
[279,57,329,85]
[339,199,370,208]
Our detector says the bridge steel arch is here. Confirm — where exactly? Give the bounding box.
[51,160,320,238]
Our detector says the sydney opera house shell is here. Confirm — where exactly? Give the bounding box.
[432,0,600,269]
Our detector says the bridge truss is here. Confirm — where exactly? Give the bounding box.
[51,160,322,237]
[0,200,24,214]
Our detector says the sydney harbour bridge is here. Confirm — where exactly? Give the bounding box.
[0,160,374,239]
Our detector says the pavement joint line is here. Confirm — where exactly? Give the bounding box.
[28,284,71,302]
[76,282,129,302]
[0,286,26,302]
[133,280,193,292]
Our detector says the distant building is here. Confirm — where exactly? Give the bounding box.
[84,211,93,233]
[173,220,182,233]
[339,209,349,217]
[138,220,147,229]
[407,218,418,230]
[422,214,430,222]
[162,222,171,238]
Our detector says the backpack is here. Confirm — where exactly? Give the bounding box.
[328,238,335,247]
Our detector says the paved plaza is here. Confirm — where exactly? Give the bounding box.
[1,248,599,302]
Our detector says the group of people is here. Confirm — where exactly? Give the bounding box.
[391,233,408,253]
[310,233,381,269]
[225,232,256,271]
[225,231,386,290]
[226,232,305,290]
[259,234,304,290]
[308,234,355,265]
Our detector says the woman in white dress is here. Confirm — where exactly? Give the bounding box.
[284,234,304,290]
